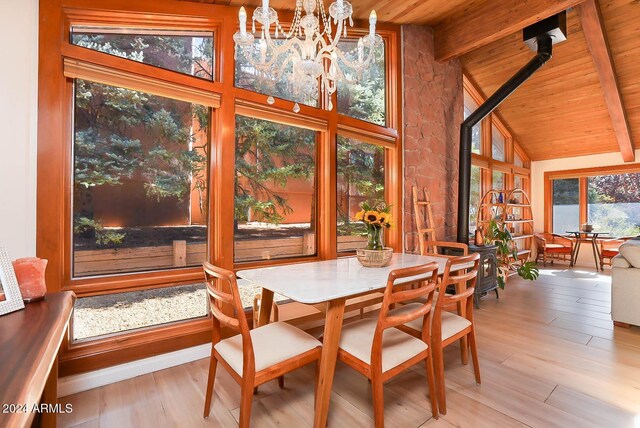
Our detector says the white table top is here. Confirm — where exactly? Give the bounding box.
[237,253,466,304]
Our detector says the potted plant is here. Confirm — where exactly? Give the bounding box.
[485,219,539,288]
[354,201,394,267]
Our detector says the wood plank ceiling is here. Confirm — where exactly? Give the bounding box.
[192,0,640,162]
[461,0,640,161]
[201,0,470,25]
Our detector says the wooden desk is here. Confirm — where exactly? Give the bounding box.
[0,292,75,428]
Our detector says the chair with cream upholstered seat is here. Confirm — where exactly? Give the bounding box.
[202,262,322,428]
[337,262,440,427]
[395,253,481,415]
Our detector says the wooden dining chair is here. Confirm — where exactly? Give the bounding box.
[394,253,481,415]
[337,262,440,427]
[202,262,323,427]
[419,240,469,257]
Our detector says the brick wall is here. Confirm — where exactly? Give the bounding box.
[402,25,463,251]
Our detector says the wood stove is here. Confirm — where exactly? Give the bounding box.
[468,244,499,307]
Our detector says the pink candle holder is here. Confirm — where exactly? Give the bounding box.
[12,257,48,302]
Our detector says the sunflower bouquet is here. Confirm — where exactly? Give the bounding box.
[354,201,393,250]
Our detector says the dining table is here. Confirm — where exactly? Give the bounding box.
[237,252,471,428]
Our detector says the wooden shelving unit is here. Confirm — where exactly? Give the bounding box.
[477,189,534,261]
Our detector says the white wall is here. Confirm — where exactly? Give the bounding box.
[0,0,38,258]
[531,149,640,267]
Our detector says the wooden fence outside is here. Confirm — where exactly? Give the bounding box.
[74,234,368,277]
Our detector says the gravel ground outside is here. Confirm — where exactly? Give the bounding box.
[73,282,288,340]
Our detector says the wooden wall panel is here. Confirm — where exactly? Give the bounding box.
[461,9,619,161]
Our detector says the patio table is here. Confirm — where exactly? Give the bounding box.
[237,253,471,428]
[566,231,610,271]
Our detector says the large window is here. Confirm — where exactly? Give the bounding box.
[40,3,402,373]
[234,115,317,262]
[550,171,640,237]
[337,39,386,126]
[588,173,640,237]
[72,80,209,277]
[336,136,385,252]
[552,178,580,234]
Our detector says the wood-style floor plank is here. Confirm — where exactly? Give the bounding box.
[58,268,640,427]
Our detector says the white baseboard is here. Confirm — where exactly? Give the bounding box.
[58,343,211,398]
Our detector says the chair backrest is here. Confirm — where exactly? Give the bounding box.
[371,262,439,368]
[202,262,255,371]
[421,240,469,257]
[433,253,481,342]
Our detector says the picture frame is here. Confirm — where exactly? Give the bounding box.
[0,247,25,316]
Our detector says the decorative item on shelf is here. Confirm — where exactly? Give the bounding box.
[508,198,519,204]
[354,200,393,267]
[485,220,539,289]
[498,192,504,203]
[474,227,485,246]
[581,223,593,233]
[12,257,48,302]
[233,0,382,111]
[0,247,25,316]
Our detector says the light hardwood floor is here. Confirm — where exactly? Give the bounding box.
[59,267,640,428]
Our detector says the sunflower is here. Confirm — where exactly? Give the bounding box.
[354,210,365,221]
[379,213,393,228]
[364,210,381,225]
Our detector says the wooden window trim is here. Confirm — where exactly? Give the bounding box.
[63,58,222,107]
[544,164,640,232]
[236,99,329,131]
[40,0,403,376]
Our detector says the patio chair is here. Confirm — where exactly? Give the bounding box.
[535,233,573,266]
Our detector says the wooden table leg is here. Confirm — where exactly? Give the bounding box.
[314,298,346,428]
[257,288,274,327]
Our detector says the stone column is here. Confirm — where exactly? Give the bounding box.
[402,25,463,251]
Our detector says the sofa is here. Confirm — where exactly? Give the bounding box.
[611,239,640,328]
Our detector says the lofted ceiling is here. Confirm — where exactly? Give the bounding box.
[461,0,640,161]
[193,0,640,162]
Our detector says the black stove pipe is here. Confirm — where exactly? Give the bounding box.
[456,34,553,244]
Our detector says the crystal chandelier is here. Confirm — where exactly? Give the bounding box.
[233,0,382,111]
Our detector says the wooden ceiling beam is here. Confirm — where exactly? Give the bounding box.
[434,0,586,62]
[578,0,635,162]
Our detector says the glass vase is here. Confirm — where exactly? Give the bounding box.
[366,226,384,250]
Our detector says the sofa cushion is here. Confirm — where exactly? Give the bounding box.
[611,255,631,268]
[619,240,640,268]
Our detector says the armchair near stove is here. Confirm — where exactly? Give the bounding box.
[535,233,573,267]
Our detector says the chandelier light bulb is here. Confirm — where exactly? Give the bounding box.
[239,7,247,35]
[369,10,377,37]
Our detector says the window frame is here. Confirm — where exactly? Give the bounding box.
[544,164,640,233]
[38,0,403,375]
